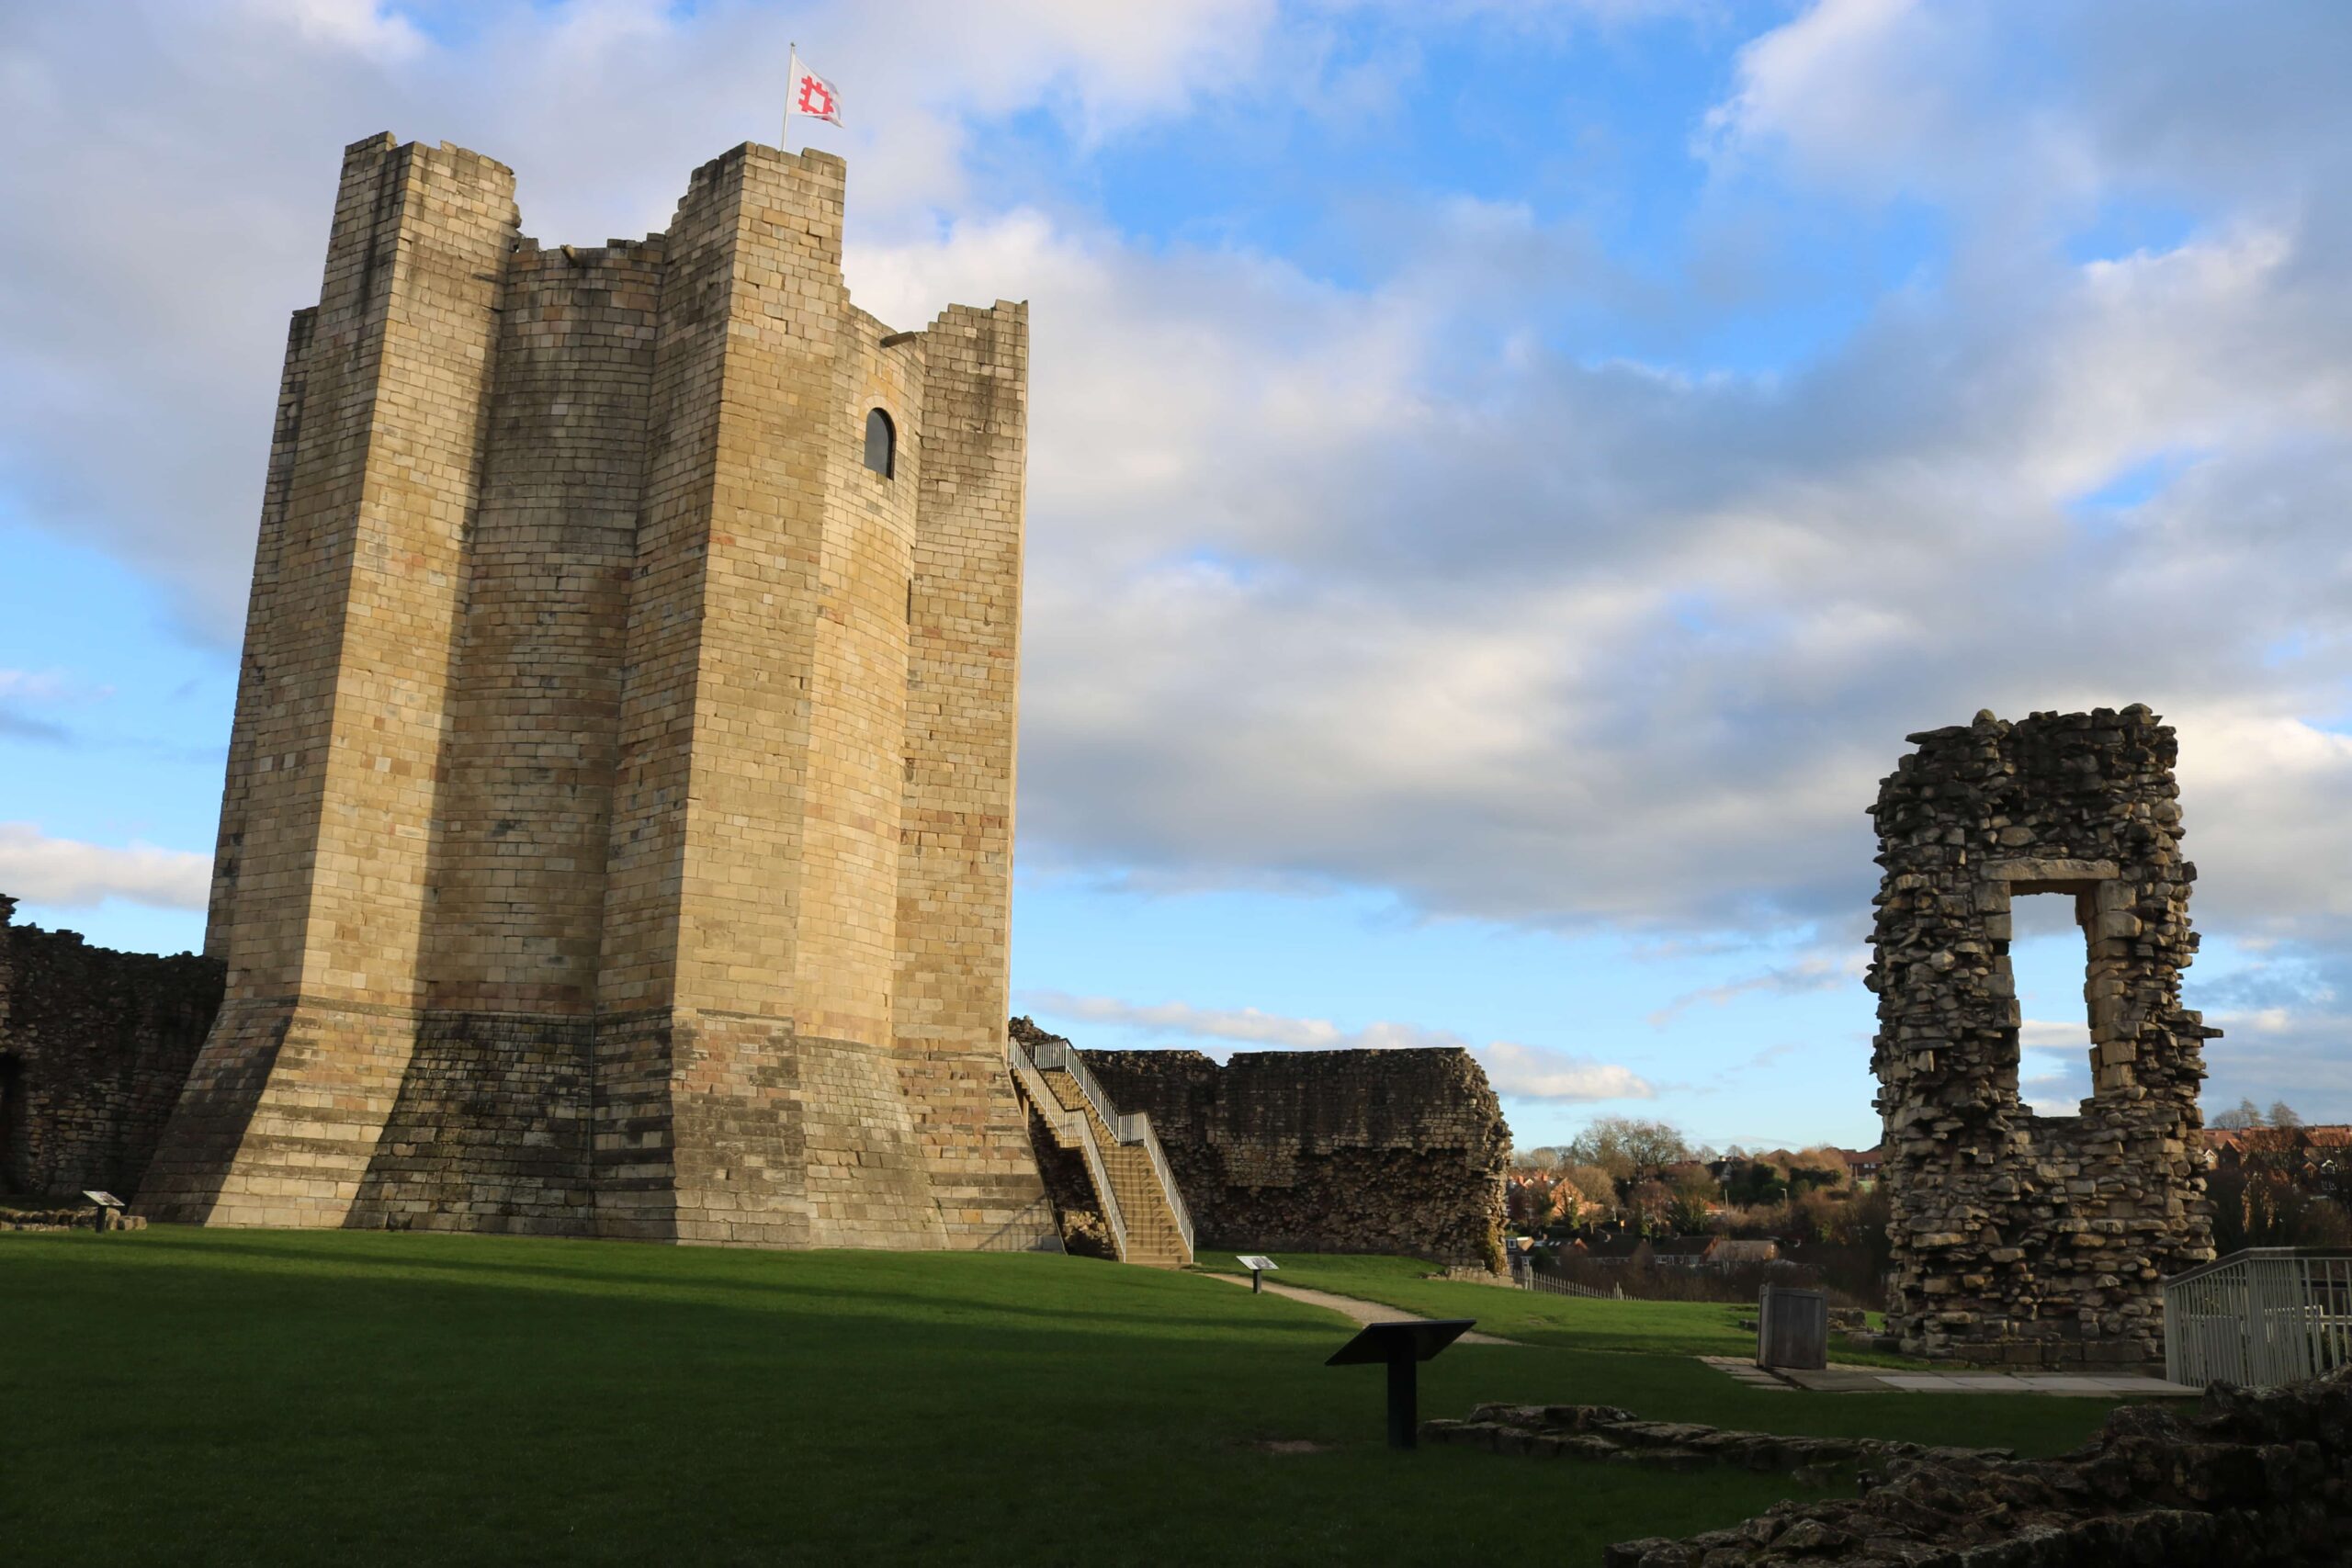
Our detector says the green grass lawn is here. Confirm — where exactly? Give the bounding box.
[3,1231,2124,1567]
[1201,1254,1926,1367]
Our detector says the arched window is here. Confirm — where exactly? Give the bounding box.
[864,408,895,479]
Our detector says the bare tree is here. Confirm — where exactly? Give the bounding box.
[2211,1098,2266,1130]
[1565,1116,1692,1187]
[1556,1163,1618,1224]
[2268,1101,2302,1129]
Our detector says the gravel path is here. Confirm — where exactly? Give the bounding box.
[1207,1271,1522,1346]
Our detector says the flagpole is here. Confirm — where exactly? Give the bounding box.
[785,42,797,150]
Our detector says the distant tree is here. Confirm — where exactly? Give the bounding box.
[1505,1174,1558,1230]
[2211,1098,2266,1130]
[2268,1101,2302,1129]
[1565,1117,1692,1190]
[1555,1164,1618,1226]
[1723,1156,1787,1207]
[1626,1178,1673,1235]
[1791,1145,1849,1192]
[1668,1168,1718,1234]
[2209,1167,2352,1253]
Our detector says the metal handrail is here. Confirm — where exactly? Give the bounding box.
[2164,1246,2352,1289]
[1029,1040,1120,1132]
[2164,1247,2352,1388]
[1123,1113,1195,1258]
[1035,1041,1194,1259]
[1006,1040,1080,1142]
[1069,1116,1131,1264]
[1007,1040,1130,1261]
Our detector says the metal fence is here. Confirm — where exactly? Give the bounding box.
[1503,1259,1623,1300]
[2164,1247,2352,1389]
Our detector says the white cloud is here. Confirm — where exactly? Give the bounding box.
[1648,949,1858,1026]
[2019,1018,2093,1055]
[1017,987,1656,1103]
[8,4,2352,1112]
[1022,988,1458,1051]
[1477,1041,1656,1103]
[233,0,426,60]
[0,0,1298,642]
[0,824,210,911]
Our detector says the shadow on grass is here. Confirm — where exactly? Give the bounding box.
[0,1229,2116,1568]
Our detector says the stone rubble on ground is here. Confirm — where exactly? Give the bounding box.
[1607,1363,2352,1566]
[1422,1403,2009,1482]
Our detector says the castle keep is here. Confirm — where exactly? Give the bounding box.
[1869,707,2216,1364]
[135,134,1053,1248]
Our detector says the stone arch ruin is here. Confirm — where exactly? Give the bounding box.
[1868,706,2217,1366]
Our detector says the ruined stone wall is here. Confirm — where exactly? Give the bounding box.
[1868,706,2215,1366]
[1056,1029,1509,1267]
[138,134,1050,1250]
[0,897,223,1198]
[1608,1366,2352,1566]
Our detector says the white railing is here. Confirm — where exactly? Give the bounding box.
[1028,1038,1194,1258]
[1519,1270,1623,1301]
[1029,1039,1117,1131]
[1120,1112,1196,1258]
[2165,1247,2352,1389]
[1006,1040,1130,1262]
[1015,1043,1194,1259]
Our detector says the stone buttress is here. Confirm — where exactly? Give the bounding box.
[138,135,1053,1250]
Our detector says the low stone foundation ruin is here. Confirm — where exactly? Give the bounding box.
[1056,1030,1509,1267]
[1868,708,2215,1366]
[1607,1364,2352,1566]
[0,897,223,1199]
[1424,1404,2011,1479]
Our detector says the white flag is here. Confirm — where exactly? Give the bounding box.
[788,52,842,128]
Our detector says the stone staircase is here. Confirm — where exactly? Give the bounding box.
[1007,1036,1194,1268]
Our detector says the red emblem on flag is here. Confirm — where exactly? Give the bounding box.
[789,57,842,128]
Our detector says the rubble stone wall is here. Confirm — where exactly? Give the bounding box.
[1041,1026,1508,1266]
[1868,707,2215,1366]
[0,896,224,1198]
[1610,1365,2352,1566]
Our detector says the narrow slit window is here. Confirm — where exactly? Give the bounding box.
[864,408,895,478]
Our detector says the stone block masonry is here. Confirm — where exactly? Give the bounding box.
[1017,1021,1509,1267]
[135,133,1053,1251]
[1869,706,2215,1365]
[0,896,223,1198]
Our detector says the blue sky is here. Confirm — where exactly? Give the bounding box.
[5,0,2352,1152]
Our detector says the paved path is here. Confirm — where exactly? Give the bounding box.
[1700,1355,2199,1397]
[1205,1277,2195,1393]
[1207,1272,1521,1346]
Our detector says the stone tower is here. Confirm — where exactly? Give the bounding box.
[1868,707,2216,1365]
[137,134,1052,1249]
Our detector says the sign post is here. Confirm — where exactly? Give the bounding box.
[1237,1254,1279,1294]
[1325,1318,1476,1450]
